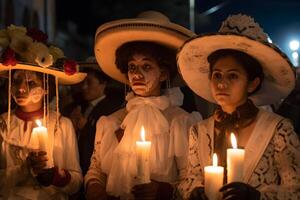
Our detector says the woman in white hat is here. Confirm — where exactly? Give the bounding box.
[84,11,200,200]
[177,14,300,200]
[0,25,86,199]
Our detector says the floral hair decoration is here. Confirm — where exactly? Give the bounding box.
[0,25,80,77]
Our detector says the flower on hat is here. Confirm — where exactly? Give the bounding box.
[31,42,53,68]
[49,45,64,62]
[0,25,80,76]
[2,48,17,66]
[26,28,48,43]
[63,59,79,75]
[9,33,33,58]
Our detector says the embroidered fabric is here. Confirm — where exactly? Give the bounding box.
[0,110,82,199]
[178,110,300,200]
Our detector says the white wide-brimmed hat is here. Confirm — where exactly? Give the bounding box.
[177,14,295,106]
[0,25,86,85]
[94,10,196,84]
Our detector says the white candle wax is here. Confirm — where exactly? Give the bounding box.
[32,120,53,168]
[227,133,245,183]
[204,153,224,200]
[136,126,151,184]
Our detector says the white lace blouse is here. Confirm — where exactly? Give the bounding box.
[178,109,300,200]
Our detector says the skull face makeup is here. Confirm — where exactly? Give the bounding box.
[127,54,167,97]
[11,70,44,106]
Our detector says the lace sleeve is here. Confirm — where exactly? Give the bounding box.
[261,119,300,200]
[177,124,205,200]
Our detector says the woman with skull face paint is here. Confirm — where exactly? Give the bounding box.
[0,25,86,199]
[84,11,201,200]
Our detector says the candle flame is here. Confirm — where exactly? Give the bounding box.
[230,132,237,149]
[35,120,42,127]
[213,153,218,167]
[140,126,146,141]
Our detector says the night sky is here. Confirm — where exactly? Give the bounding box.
[56,0,300,59]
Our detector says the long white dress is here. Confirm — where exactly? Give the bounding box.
[0,110,82,200]
[84,88,201,199]
[178,109,300,200]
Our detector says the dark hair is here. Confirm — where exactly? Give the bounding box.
[82,68,110,84]
[115,41,177,80]
[207,49,264,95]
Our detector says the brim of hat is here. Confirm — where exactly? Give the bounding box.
[94,18,195,84]
[0,63,87,85]
[177,33,296,106]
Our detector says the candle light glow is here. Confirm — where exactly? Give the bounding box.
[136,126,151,184]
[204,153,224,200]
[227,132,245,183]
[31,119,53,168]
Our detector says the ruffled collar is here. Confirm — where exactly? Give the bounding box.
[125,87,184,110]
[214,99,258,132]
[105,87,184,196]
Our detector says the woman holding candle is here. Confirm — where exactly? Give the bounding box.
[84,11,201,200]
[177,14,300,200]
[0,25,85,199]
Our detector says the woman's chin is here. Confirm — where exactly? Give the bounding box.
[15,98,29,106]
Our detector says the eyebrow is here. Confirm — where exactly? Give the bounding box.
[213,68,241,73]
[129,57,154,62]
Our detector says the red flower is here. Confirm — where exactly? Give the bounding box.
[26,28,48,43]
[63,59,78,75]
[2,48,17,66]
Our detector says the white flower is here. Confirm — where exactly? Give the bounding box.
[49,45,64,62]
[7,25,27,36]
[9,33,33,56]
[31,42,53,68]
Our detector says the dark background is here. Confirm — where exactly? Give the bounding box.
[56,0,300,61]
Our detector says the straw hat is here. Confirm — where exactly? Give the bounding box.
[0,25,86,85]
[94,10,196,84]
[177,14,296,106]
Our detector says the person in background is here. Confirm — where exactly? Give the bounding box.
[84,11,200,200]
[0,25,85,199]
[70,57,124,175]
[177,14,300,200]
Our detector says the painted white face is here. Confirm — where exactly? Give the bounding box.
[127,54,166,97]
[11,70,44,106]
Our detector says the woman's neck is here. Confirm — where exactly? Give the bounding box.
[221,99,248,114]
[19,101,43,112]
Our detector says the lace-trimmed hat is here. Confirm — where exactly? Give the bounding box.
[0,25,86,85]
[177,14,296,105]
[94,10,196,83]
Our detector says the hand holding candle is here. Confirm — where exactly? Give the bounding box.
[227,133,245,183]
[31,119,53,168]
[136,126,151,184]
[204,153,224,200]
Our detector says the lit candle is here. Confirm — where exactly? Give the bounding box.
[204,153,224,200]
[136,126,151,184]
[31,119,53,168]
[227,133,245,183]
